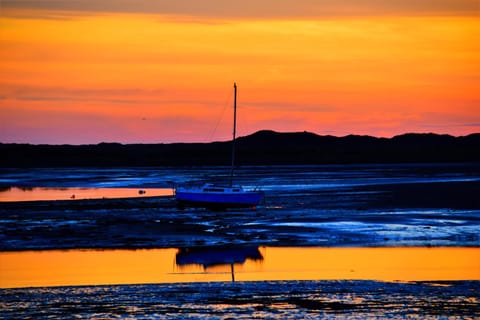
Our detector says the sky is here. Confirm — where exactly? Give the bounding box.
[1,0,479,144]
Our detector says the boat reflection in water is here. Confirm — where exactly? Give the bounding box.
[175,246,264,282]
[1,247,478,288]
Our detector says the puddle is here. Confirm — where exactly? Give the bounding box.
[0,187,173,202]
[0,247,478,288]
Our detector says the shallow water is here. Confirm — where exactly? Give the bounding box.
[1,163,479,189]
[1,247,479,289]
[1,164,480,318]
[0,187,172,202]
[1,164,479,250]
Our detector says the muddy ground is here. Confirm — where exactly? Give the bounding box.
[1,180,479,250]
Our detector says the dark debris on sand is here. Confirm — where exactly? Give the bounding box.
[1,280,479,319]
[1,180,480,250]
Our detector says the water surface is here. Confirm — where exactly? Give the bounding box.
[1,164,480,318]
[1,247,478,289]
[1,164,479,250]
[0,187,172,202]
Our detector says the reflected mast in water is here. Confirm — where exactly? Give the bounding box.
[175,246,263,282]
[2,247,479,288]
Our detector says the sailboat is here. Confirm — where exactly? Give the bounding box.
[175,83,264,209]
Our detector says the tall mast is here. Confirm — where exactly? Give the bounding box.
[230,82,237,187]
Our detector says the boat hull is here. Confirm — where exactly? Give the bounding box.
[176,246,263,267]
[175,189,264,209]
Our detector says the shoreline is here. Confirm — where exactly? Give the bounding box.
[1,180,479,251]
[1,280,479,318]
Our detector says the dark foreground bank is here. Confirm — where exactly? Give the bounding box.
[1,280,479,319]
[1,131,479,166]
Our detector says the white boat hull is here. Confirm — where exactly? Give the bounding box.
[174,84,265,209]
[175,184,264,208]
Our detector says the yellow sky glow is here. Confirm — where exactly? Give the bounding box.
[1,7,479,143]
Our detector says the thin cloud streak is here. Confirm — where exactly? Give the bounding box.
[0,84,224,107]
[1,2,478,143]
[243,101,336,113]
[2,0,478,18]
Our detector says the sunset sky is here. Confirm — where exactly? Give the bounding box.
[1,0,479,144]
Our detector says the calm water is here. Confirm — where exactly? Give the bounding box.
[1,247,479,318]
[0,187,172,202]
[1,247,479,289]
[2,163,479,190]
[1,164,479,318]
[1,164,479,249]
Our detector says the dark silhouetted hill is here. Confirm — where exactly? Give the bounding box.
[1,131,479,167]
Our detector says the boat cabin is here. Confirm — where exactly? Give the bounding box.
[202,184,242,193]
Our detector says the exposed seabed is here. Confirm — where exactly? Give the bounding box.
[1,164,479,318]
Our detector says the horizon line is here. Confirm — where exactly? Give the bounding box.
[1,130,479,146]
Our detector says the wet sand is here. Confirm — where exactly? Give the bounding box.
[1,165,479,318]
[1,281,479,318]
[1,180,479,250]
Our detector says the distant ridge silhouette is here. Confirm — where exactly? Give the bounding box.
[1,131,479,167]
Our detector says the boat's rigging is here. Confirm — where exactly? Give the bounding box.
[175,83,264,209]
[230,83,237,187]
[206,86,233,142]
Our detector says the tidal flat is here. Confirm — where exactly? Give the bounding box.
[1,164,479,250]
[1,163,479,318]
[1,281,479,319]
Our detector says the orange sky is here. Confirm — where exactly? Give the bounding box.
[1,1,479,143]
